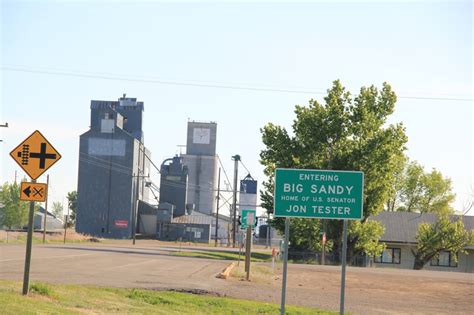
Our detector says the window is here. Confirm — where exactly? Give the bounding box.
[431,251,458,267]
[375,248,401,264]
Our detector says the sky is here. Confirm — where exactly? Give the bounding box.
[1,0,472,217]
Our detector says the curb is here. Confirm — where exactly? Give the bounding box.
[217,262,236,279]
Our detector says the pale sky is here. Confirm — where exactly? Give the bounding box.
[1,1,472,216]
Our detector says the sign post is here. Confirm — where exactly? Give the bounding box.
[22,179,36,296]
[274,168,363,315]
[241,209,256,280]
[340,219,348,315]
[10,130,61,295]
[280,217,290,315]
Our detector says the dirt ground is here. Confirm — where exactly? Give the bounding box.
[227,262,473,315]
[1,242,472,314]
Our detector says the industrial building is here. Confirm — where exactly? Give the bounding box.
[181,121,218,215]
[153,121,234,244]
[238,174,258,213]
[76,95,150,239]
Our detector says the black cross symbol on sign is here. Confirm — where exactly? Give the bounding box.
[29,143,57,169]
[33,187,44,197]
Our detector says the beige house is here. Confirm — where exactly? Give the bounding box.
[370,211,474,273]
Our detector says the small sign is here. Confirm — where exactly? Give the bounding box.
[114,220,128,228]
[20,182,47,202]
[241,209,257,229]
[274,168,364,220]
[10,130,61,180]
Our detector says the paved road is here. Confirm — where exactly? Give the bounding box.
[1,243,473,315]
[0,243,229,292]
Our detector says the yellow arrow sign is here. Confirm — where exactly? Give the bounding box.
[20,182,47,202]
[10,130,61,180]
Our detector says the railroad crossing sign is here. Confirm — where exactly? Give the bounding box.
[10,130,61,180]
[241,209,257,229]
[20,182,47,202]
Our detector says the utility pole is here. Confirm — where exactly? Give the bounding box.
[132,143,143,245]
[64,201,70,244]
[231,154,240,248]
[266,213,271,248]
[42,174,49,244]
[215,168,221,247]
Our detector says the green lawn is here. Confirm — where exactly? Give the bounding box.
[0,280,335,314]
[171,250,272,262]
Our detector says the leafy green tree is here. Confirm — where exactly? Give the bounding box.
[385,155,408,212]
[412,212,474,270]
[288,219,328,252]
[51,201,63,218]
[396,161,455,213]
[0,182,29,229]
[348,220,386,258]
[66,191,77,226]
[260,80,407,259]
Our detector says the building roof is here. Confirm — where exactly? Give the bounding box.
[370,211,474,246]
[171,210,231,225]
[37,206,59,219]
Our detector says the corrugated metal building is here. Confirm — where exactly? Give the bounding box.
[181,121,218,215]
[76,95,150,239]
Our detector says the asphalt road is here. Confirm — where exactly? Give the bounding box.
[1,243,473,315]
[0,243,230,292]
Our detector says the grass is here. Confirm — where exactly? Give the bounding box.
[171,250,272,262]
[30,282,53,296]
[231,264,278,284]
[0,280,336,314]
[0,234,101,245]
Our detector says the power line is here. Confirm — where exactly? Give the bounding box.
[141,148,161,175]
[239,159,252,176]
[3,65,472,102]
[217,155,233,190]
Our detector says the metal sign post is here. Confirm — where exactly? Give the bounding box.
[245,225,252,280]
[22,180,36,295]
[280,217,290,315]
[340,219,348,315]
[244,211,255,280]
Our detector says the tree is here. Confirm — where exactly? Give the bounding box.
[0,182,29,229]
[51,201,63,218]
[260,80,407,259]
[66,191,77,226]
[348,220,386,259]
[395,161,455,213]
[412,212,474,270]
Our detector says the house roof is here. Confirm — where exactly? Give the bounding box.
[370,211,474,247]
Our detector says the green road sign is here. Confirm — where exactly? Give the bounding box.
[241,209,257,229]
[274,168,364,220]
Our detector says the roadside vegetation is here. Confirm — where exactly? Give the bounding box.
[259,80,474,270]
[0,280,335,314]
[172,250,272,262]
[230,264,277,285]
[0,230,101,244]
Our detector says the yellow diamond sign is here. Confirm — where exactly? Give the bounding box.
[10,130,61,180]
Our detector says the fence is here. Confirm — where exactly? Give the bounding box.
[285,250,369,267]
